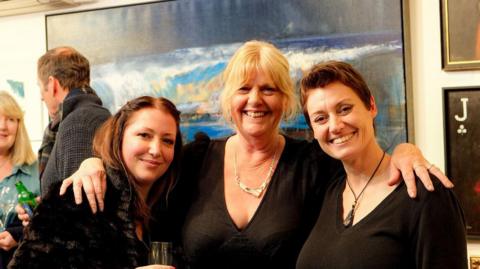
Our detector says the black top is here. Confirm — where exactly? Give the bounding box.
[180,136,342,269]
[296,175,468,269]
[9,167,147,269]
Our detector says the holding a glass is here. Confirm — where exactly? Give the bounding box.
[132,241,175,269]
[148,241,173,265]
[9,96,182,268]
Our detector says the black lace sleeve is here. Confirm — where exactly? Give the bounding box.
[9,181,136,269]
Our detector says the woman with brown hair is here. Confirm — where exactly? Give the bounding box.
[10,96,182,269]
[297,61,466,269]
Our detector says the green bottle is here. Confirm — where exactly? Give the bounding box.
[15,181,37,217]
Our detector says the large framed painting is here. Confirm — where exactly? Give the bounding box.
[443,87,480,237]
[441,0,480,70]
[46,0,411,149]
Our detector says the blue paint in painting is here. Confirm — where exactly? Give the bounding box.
[169,62,226,86]
[89,32,406,148]
[46,0,407,152]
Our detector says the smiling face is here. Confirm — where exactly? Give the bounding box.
[0,112,19,155]
[305,81,377,161]
[121,107,177,190]
[230,69,285,139]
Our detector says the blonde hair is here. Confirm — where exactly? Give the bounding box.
[220,40,298,124]
[0,91,36,165]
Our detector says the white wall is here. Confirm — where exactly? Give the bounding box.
[0,0,155,151]
[409,0,480,262]
[0,0,478,264]
[0,11,46,150]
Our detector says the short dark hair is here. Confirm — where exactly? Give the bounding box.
[37,46,90,90]
[300,61,373,125]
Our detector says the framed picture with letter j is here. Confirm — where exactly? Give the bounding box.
[443,87,480,237]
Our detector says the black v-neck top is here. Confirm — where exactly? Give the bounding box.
[180,136,342,269]
[296,174,468,269]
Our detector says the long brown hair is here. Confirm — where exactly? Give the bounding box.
[93,96,182,225]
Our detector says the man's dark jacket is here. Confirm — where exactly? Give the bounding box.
[40,89,110,196]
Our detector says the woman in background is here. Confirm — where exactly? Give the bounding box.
[10,96,181,269]
[296,61,467,269]
[0,91,39,269]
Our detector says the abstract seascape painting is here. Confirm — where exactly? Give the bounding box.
[46,0,408,148]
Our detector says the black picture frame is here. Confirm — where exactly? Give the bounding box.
[443,87,480,237]
[441,0,480,71]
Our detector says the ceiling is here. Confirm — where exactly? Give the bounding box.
[0,0,82,17]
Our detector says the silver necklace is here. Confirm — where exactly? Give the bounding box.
[343,151,386,227]
[233,145,278,198]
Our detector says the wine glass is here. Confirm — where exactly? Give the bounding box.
[0,186,16,231]
[148,241,173,265]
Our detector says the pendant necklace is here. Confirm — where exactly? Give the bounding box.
[233,143,278,198]
[343,151,386,227]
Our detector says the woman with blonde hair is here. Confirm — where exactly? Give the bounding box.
[58,41,450,269]
[0,91,39,269]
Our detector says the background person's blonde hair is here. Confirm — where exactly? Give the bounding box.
[220,40,298,126]
[0,91,36,165]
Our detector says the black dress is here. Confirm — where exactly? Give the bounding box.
[296,175,468,269]
[179,136,342,269]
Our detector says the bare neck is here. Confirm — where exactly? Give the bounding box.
[232,133,283,165]
[342,143,389,188]
[56,88,69,103]
[136,184,151,202]
[0,152,10,165]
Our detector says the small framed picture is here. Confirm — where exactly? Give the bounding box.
[443,87,480,237]
[440,0,480,70]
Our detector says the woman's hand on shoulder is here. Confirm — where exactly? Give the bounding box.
[388,143,453,198]
[59,157,106,214]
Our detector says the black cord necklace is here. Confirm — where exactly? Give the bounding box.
[343,151,386,228]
